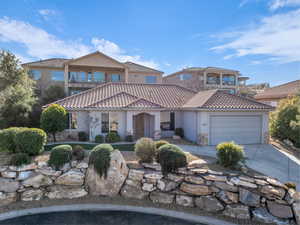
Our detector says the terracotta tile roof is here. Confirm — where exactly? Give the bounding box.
[255,80,300,100]
[22,58,68,68]
[183,89,273,110]
[51,83,196,110]
[124,62,163,74]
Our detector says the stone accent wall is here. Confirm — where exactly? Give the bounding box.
[0,153,299,225]
[47,130,79,142]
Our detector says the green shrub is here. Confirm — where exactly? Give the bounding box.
[48,145,72,169]
[10,153,31,166]
[15,128,47,156]
[135,137,156,163]
[0,127,22,152]
[72,145,85,161]
[175,128,184,138]
[216,142,245,168]
[89,144,114,178]
[125,135,133,142]
[285,182,297,190]
[105,131,121,143]
[157,144,187,175]
[95,135,104,143]
[155,140,169,149]
[78,131,88,141]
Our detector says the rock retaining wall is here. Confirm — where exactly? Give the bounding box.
[0,151,299,225]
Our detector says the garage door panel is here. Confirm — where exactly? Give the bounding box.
[210,116,261,145]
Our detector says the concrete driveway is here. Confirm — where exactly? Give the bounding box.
[178,144,300,190]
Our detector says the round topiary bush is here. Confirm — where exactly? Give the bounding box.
[216,142,245,168]
[95,135,104,143]
[155,140,169,149]
[135,137,156,163]
[10,153,31,166]
[157,144,187,175]
[72,145,85,161]
[89,144,114,178]
[48,145,72,170]
[105,131,121,143]
[0,127,22,153]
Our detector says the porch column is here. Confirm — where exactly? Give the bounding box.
[153,111,161,140]
[126,111,133,135]
[64,64,69,95]
[220,72,223,87]
[124,68,129,82]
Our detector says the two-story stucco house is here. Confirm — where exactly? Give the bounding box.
[163,67,249,94]
[22,51,163,96]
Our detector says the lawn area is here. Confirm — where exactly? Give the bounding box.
[44,143,135,152]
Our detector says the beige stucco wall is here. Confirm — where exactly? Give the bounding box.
[128,72,163,83]
[69,54,124,68]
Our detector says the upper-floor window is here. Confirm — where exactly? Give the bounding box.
[206,73,220,85]
[29,70,41,80]
[51,71,64,81]
[87,72,93,82]
[68,71,86,82]
[94,72,105,82]
[160,112,175,131]
[180,74,192,81]
[221,89,235,94]
[222,74,236,86]
[145,76,157,84]
[111,74,121,82]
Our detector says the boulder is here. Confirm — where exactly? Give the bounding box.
[142,163,161,171]
[21,189,43,201]
[239,188,260,207]
[180,182,212,196]
[203,175,227,182]
[261,185,286,200]
[217,191,238,204]
[22,174,52,188]
[150,191,174,204]
[0,192,17,206]
[157,179,178,191]
[144,172,163,183]
[1,171,17,178]
[267,201,294,219]
[86,150,128,196]
[176,195,194,207]
[195,196,224,212]
[120,184,148,199]
[55,170,84,186]
[46,185,87,199]
[184,176,204,184]
[293,202,300,225]
[142,183,156,192]
[166,173,184,182]
[18,171,35,180]
[0,178,19,192]
[128,169,145,181]
[223,204,250,220]
[230,177,257,189]
[213,181,238,192]
[36,167,62,177]
[252,208,290,225]
[125,179,141,187]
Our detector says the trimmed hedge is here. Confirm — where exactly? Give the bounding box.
[135,137,156,163]
[95,135,104,143]
[48,145,72,169]
[157,144,187,175]
[105,131,121,143]
[10,153,31,166]
[0,127,47,155]
[78,131,88,141]
[216,142,245,168]
[89,144,114,178]
[155,140,169,150]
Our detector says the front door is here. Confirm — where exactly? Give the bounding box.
[133,113,154,139]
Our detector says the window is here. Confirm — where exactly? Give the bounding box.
[221,89,235,94]
[68,72,86,82]
[87,72,93,82]
[51,71,64,81]
[109,112,119,132]
[145,76,157,84]
[94,72,105,82]
[160,112,175,131]
[180,74,192,81]
[222,74,236,86]
[207,73,220,85]
[67,112,78,129]
[111,74,121,82]
[29,70,41,80]
[70,89,82,95]
[101,112,109,133]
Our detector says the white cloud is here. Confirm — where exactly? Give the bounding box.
[38,9,57,21]
[269,0,300,10]
[211,9,300,63]
[0,17,159,68]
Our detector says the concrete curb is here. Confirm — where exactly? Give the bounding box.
[0,204,237,225]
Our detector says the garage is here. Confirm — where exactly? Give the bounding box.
[209,115,262,145]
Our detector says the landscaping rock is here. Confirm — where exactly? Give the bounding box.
[266,178,286,188]
[142,163,161,171]
[0,178,19,192]
[203,175,227,182]
[252,207,290,225]
[166,173,184,182]
[293,202,300,225]
[195,196,224,212]
[128,169,144,181]
[184,175,204,184]
[86,150,128,196]
[125,179,141,187]
[261,185,286,200]
[1,171,16,178]
[150,191,174,204]
[55,170,84,186]
[21,189,43,201]
[144,172,163,183]
[0,192,17,206]
[157,179,178,191]
[176,195,194,207]
[142,183,156,192]
[120,184,148,199]
[46,185,87,199]
[213,181,238,192]
[76,162,88,169]
[60,163,71,172]
[37,167,62,177]
[180,183,212,196]
[18,171,34,180]
[22,174,52,188]
[239,188,260,207]
[267,201,294,219]
[217,191,238,204]
[9,163,37,172]
[230,177,257,188]
[188,159,208,168]
[0,166,7,172]
[223,204,250,220]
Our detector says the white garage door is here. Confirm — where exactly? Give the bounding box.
[210,115,262,145]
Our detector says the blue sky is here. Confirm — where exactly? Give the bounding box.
[0,0,300,86]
